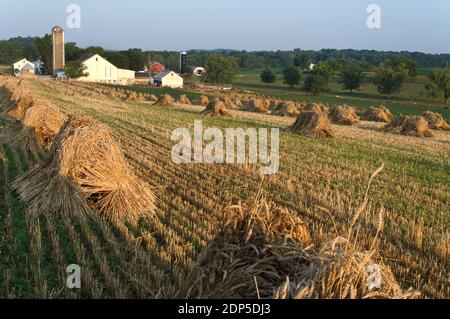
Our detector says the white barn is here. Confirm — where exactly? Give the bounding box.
[153,71,184,88]
[13,58,35,76]
[78,53,135,85]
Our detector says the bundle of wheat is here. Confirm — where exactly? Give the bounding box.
[13,116,155,224]
[303,103,329,114]
[0,84,12,108]
[177,199,310,299]
[0,100,66,153]
[263,100,273,111]
[106,90,118,99]
[22,101,66,147]
[232,97,243,109]
[269,100,279,111]
[330,105,359,126]
[196,95,210,106]
[124,91,139,102]
[146,94,158,103]
[220,96,237,110]
[154,94,175,107]
[361,106,393,123]
[136,93,146,101]
[272,102,300,117]
[201,99,232,117]
[286,110,334,138]
[422,111,450,131]
[244,99,268,113]
[177,95,191,105]
[276,236,420,299]
[6,91,35,120]
[385,115,434,138]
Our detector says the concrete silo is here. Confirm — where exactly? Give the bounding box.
[52,26,65,76]
[180,51,188,73]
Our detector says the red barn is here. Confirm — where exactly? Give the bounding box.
[150,62,165,74]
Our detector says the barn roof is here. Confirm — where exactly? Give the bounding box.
[79,53,98,62]
[153,70,174,80]
[135,71,150,78]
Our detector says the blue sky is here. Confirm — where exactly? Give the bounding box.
[1,0,449,53]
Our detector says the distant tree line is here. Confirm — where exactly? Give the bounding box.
[2,36,450,71]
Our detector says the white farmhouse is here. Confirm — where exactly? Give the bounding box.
[78,53,135,85]
[13,58,36,76]
[153,71,184,88]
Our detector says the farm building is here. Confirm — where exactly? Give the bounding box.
[150,62,165,74]
[153,71,184,88]
[78,53,135,85]
[12,58,36,77]
[33,59,44,74]
[52,26,65,76]
[193,67,206,77]
[135,71,151,85]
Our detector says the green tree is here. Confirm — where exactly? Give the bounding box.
[425,69,450,104]
[327,57,344,74]
[304,74,328,95]
[205,55,238,84]
[181,64,192,75]
[64,61,88,79]
[374,62,407,95]
[0,40,24,64]
[65,42,84,61]
[260,67,276,83]
[105,51,130,69]
[314,61,333,79]
[35,34,52,74]
[340,64,365,93]
[303,61,332,94]
[85,46,106,56]
[390,57,418,78]
[124,48,145,71]
[283,66,301,88]
[293,52,312,70]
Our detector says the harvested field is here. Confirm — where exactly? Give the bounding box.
[0,76,448,299]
